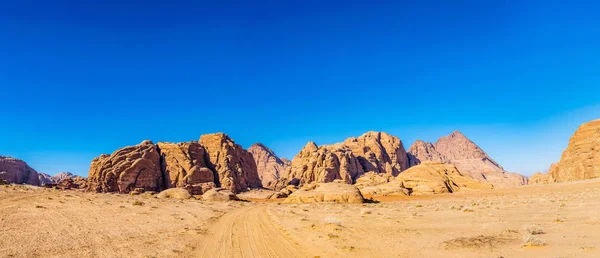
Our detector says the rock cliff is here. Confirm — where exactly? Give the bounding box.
[0,156,40,185]
[549,119,600,182]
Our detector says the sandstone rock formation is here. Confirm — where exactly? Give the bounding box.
[52,172,76,182]
[342,132,409,176]
[407,131,527,188]
[357,162,492,196]
[156,188,193,200]
[407,140,448,166]
[549,119,600,182]
[0,156,40,185]
[395,162,493,195]
[87,140,163,193]
[282,132,409,187]
[283,182,365,204]
[87,133,262,194]
[248,143,290,190]
[157,142,215,191]
[284,142,364,186]
[201,188,239,201]
[528,172,551,185]
[200,133,261,193]
[38,173,54,185]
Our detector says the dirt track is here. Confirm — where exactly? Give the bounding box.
[196,205,309,258]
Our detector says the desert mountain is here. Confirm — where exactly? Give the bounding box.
[38,172,83,186]
[282,132,409,188]
[407,131,527,188]
[248,143,290,190]
[548,119,600,182]
[87,133,260,194]
[0,156,40,185]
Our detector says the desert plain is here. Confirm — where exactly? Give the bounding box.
[2,178,599,258]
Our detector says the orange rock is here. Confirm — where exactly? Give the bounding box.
[549,119,600,182]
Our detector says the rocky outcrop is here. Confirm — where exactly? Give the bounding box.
[200,133,261,192]
[248,143,290,190]
[52,172,76,182]
[358,162,492,196]
[342,132,409,176]
[87,134,261,194]
[395,162,493,195]
[0,156,40,185]
[528,172,551,185]
[87,140,164,193]
[283,182,365,204]
[549,119,600,182]
[282,132,409,187]
[38,173,54,185]
[285,142,364,186]
[157,142,215,191]
[407,131,527,188]
[407,140,448,166]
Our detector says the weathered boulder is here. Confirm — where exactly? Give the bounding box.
[201,188,239,201]
[157,142,215,192]
[156,188,193,199]
[549,119,600,182]
[407,131,527,188]
[0,156,40,185]
[395,162,493,195]
[282,182,365,204]
[87,140,164,193]
[248,143,290,190]
[200,133,261,193]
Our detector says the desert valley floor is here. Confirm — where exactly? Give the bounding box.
[2,179,600,258]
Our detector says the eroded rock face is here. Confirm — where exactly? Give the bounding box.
[87,140,164,193]
[38,173,54,185]
[285,142,364,186]
[157,142,215,190]
[342,132,409,176]
[528,172,551,185]
[282,132,409,188]
[200,133,261,192]
[88,134,261,194]
[407,131,527,188]
[248,143,289,190]
[407,140,448,166]
[282,182,365,204]
[549,120,600,182]
[0,156,40,185]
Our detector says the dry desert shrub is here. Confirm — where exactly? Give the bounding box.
[132,200,145,206]
[522,235,546,247]
[442,235,507,249]
[461,207,474,212]
[524,224,544,235]
[322,216,342,226]
[360,209,372,215]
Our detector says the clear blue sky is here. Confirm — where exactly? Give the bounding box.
[1,1,599,177]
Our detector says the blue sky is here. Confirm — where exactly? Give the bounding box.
[1,1,599,177]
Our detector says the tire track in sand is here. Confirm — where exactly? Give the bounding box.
[197,205,310,258]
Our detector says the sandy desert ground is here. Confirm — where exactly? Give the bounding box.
[2,179,600,258]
